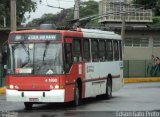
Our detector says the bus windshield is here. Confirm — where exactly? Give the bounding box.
[8,42,63,75]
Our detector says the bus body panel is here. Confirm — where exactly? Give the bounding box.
[6,75,66,102]
[64,63,85,102]
[6,89,65,102]
[84,61,123,98]
[6,75,63,91]
[82,29,122,98]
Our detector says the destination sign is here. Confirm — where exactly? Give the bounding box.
[11,33,61,41]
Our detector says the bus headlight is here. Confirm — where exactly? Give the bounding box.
[49,85,54,90]
[55,85,59,89]
[14,85,19,90]
[9,85,14,89]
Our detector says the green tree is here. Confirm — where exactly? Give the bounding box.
[80,0,98,18]
[27,9,73,27]
[0,0,37,27]
[27,0,98,27]
[133,0,160,16]
[27,13,56,27]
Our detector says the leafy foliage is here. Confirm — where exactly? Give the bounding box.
[80,0,98,18]
[27,9,73,27]
[27,0,99,27]
[132,0,160,16]
[0,0,37,27]
[152,16,160,26]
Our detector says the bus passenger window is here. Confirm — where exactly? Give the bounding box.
[113,41,119,61]
[119,41,122,60]
[65,43,72,73]
[73,39,82,62]
[106,40,113,61]
[99,40,105,61]
[91,40,99,62]
[84,39,90,62]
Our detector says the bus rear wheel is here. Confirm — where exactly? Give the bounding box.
[73,83,81,106]
[24,102,33,110]
[105,77,112,99]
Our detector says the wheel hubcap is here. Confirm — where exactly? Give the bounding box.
[108,85,111,95]
[75,87,79,105]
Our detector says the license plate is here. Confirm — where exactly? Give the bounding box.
[29,98,39,102]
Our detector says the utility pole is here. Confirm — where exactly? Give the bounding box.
[74,0,80,20]
[10,0,17,31]
[121,0,126,57]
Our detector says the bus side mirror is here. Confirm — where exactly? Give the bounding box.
[2,45,8,54]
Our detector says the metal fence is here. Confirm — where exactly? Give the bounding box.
[0,64,5,87]
[99,0,153,23]
[124,60,160,77]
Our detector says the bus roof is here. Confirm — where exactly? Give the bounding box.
[10,28,121,41]
[10,29,63,33]
[81,28,121,40]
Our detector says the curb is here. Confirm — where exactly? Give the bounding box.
[0,87,6,94]
[124,77,160,83]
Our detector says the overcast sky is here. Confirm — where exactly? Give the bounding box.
[25,0,98,23]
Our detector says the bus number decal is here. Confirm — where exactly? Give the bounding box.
[45,78,57,83]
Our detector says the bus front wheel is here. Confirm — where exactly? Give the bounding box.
[73,82,81,106]
[24,102,33,110]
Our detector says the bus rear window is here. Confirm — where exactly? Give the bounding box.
[10,33,62,41]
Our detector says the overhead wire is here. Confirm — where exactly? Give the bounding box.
[59,0,74,3]
[58,0,60,8]
[46,0,48,5]
[36,0,74,9]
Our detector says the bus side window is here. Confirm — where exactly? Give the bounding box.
[113,40,119,61]
[91,40,99,62]
[84,39,90,62]
[99,40,105,61]
[65,43,72,73]
[73,39,82,62]
[119,41,122,60]
[106,40,113,61]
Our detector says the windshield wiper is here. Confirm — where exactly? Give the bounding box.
[12,42,31,67]
[19,42,31,67]
[43,42,50,64]
[20,42,30,56]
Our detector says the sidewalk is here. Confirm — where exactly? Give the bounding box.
[0,77,160,94]
[124,77,160,83]
[0,87,6,94]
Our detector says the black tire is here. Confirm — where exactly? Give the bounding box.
[105,78,112,99]
[73,82,81,106]
[24,102,33,110]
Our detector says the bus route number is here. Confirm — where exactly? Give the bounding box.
[45,78,57,83]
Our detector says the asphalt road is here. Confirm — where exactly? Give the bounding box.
[0,82,160,117]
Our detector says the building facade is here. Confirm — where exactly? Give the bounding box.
[123,27,160,77]
[99,0,160,77]
[99,0,152,24]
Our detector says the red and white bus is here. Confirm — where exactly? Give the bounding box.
[6,28,123,109]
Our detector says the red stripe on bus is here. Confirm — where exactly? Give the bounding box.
[65,75,120,85]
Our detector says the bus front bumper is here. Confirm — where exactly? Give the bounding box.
[6,89,65,102]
